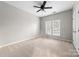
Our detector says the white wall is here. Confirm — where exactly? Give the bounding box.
[40,10,72,40]
[0,2,39,46]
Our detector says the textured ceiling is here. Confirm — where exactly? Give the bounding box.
[5,1,77,17]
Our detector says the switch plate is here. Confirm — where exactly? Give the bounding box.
[78,48,79,50]
[78,11,79,14]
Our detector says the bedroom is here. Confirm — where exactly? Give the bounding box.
[0,0,79,57]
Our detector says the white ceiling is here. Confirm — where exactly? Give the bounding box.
[5,1,77,17]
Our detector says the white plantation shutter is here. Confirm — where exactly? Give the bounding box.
[45,20,60,36]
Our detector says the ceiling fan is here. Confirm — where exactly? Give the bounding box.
[34,1,52,12]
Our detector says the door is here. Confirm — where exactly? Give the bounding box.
[73,6,76,45]
[75,5,79,50]
[73,4,79,54]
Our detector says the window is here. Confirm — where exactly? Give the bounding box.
[45,20,51,35]
[45,20,60,36]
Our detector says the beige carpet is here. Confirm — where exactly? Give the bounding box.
[0,37,78,57]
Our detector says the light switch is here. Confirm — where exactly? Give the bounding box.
[78,11,79,14]
[78,29,79,32]
[78,48,79,51]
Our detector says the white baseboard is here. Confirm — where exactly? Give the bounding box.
[0,34,40,48]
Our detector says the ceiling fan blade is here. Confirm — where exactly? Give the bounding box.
[37,9,41,12]
[43,1,47,6]
[34,6,40,8]
[44,7,52,9]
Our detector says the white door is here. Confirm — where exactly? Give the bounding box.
[73,6,76,45]
[73,4,79,54]
[76,5,79,50]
